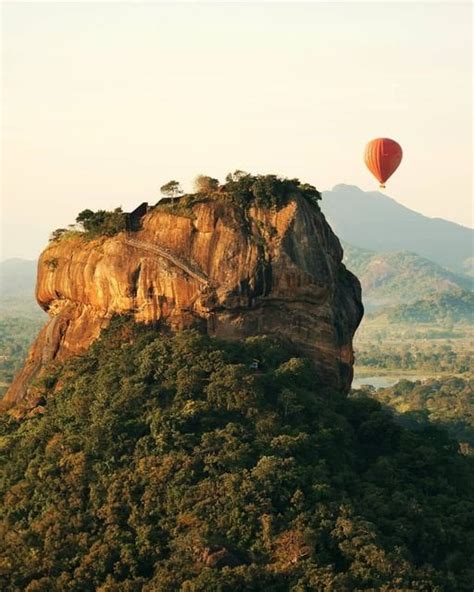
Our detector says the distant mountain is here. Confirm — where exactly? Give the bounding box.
[343,243,471,309]
[0,258,37,299]
[0,258,44,318]
[462,257,474,278]
[322,184,473,272]
[0,259,45,398]
[367,289,473,325]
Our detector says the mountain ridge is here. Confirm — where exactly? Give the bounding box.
[330,184,472,230]
[342,242,471,309]
[322,184,473,272]
[365,288,473,325]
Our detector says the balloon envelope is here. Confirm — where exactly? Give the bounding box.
[364,138,403,187]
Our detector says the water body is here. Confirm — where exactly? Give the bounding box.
[352,375,426,390]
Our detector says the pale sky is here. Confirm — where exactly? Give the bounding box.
[1,1,472,260]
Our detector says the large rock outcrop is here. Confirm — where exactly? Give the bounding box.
[2,196,363,409]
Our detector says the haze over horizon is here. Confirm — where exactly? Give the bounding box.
[1,2,472,260]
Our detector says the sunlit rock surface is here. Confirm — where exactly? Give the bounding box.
[3,196,363,409]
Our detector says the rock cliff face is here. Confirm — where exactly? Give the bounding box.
[3,196,363,409]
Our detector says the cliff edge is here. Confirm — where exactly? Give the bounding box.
[3,192,363,409]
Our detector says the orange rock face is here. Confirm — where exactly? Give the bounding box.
[3,196,363,409]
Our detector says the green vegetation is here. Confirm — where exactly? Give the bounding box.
[353,377,474,453]
[50,208,127,243]
[75,208,127,237]
[0,316,45,398]
[0,259,46,398]
[343,244,471,309]
[355,339,472,375]
[369,290,473,325]
[160,180,184,200]
[354,290,472,377]
[154,193,207,219]
[1,319,474,590]
[50,174,320,243]
[157,172,321,214]
[223,171,321,209]
[193,175,219,193]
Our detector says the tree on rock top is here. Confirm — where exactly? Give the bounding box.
[224,171,322,209]
[160,180,183,200]
[194,175,219,193]
[75,207,126,236]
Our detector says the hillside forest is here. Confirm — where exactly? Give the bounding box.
[1,321,473,591]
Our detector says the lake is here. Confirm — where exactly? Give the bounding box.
[352,374,427,390]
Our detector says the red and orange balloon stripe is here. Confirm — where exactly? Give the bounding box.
[364,138,403,188]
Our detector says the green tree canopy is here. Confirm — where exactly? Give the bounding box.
[224,172,321,208]
[75,207,126,237]
[160,180,183,199]
[194,175,219,193]
[1,320,473,590]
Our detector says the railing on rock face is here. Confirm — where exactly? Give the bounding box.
[122,237,210,286]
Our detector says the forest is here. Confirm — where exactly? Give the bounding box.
[1,319,473,591]
[354,340,472,374]
[354,376,474,454]
[0,317,44,398]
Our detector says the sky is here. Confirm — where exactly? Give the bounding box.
[1,1,472,260]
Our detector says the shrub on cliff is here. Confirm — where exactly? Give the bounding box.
[194,175,220,193]
[224,171,321,209]
[51,208,127,241]
[75,207,126,237]
[1,320,473,590]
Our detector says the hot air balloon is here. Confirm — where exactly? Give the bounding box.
[364,138,403,188]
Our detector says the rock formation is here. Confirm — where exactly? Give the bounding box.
[2,195,363,409]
